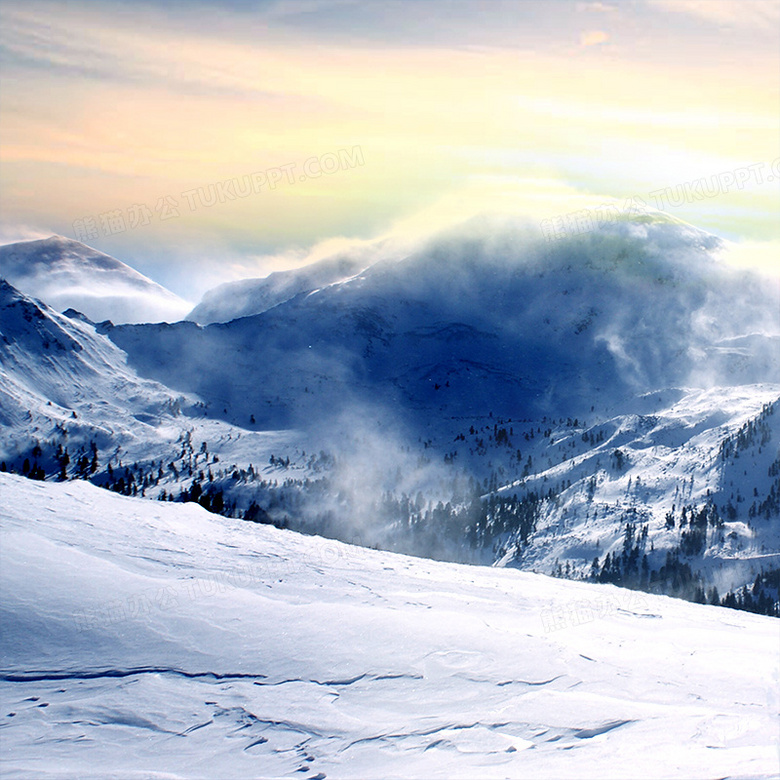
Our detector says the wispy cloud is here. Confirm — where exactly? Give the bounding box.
[0,225,52,245]
[0,4,301,100]
[648,0,780,31]
[580,29,610,46]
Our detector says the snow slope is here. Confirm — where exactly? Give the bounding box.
[491,384,780,588]
[0,472,778,779]
[0,236,189,324]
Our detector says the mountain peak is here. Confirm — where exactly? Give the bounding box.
[35,234,109,256]
[0,277,27,305]
[39,233,88,246]
[0,237,190,324]
[0,235,129,274]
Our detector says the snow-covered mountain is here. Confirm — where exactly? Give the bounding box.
[0,278,191,462]
[109,218,780,431]
[0,236,189,324]
[1,472,777,779]
[1,217,779,611]
[1,216,779,776]
[0,279,310,486]
[187,252,368,325]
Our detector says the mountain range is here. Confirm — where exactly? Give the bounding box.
[1,216,779,611]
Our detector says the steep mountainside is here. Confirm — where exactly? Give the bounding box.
[0,280,184,426]
[0,279,308,487]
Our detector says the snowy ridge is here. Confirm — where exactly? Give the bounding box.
[0,279,191,459]
[187,253,368,325]
[1,472,778,779]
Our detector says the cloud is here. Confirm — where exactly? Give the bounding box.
[0,4,292,100]
[577,2,618,11]
[717,239,780,281]
[648,0,780,30]
[580,29,610,46]
[0,225,52,245]
[236,234,391,277]
[1,0,777,298]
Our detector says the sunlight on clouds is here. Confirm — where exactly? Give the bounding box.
[203,177,596,282]
[719,240,780,281]
[580,30,609,47]
[231,234,383,277]
[384,177,594,240]
[0,0,777,285]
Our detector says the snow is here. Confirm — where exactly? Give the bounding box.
[1,472,778,779]
[499,383,780,585]
[1,219,779,779]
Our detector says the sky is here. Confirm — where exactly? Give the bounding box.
[0,0,778,300]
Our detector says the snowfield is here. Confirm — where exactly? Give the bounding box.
[1,473,778,779]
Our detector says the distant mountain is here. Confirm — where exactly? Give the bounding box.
[187,252,368,325]
[0,235,189,324]
[109,218,780,430]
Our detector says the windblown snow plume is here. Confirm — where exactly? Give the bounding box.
[0,235,190,324]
